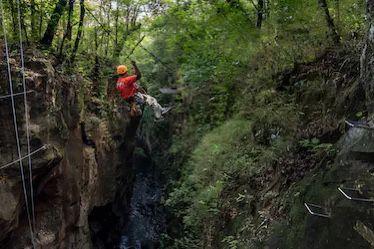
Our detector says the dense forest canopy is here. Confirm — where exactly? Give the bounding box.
[0,0,365,74]
[1,0,373,248]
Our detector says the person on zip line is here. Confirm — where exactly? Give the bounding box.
[116,61,171,118]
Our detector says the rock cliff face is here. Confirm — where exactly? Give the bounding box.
[0,46,136,248]
[288,127,374,249]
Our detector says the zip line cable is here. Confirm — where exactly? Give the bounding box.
[85,6,111,35]
[16,0,37,234]
[0,1,36,247]
[138,43,174,72]
[125,35,145,60]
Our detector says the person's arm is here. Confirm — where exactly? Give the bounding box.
[131,60,142,80]
[116,80,125,91]
[138,86,147,94]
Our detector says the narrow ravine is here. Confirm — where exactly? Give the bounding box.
[118,147,166,249]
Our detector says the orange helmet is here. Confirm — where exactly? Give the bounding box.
[117,65,128,75]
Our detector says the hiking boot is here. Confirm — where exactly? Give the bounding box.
[161,106,172,115]
[153,107,172,120]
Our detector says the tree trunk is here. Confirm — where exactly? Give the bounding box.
[318,0,340,45]
[113,5,141,58]
[256,0,264,28]
[335,0,340,28]
[361,0,374,114]
[66,0,74,42]
[92,28,101,96]
[105,1,111,57]
[8,0,18,38]
[39,1,43,39]
[113,24,141,58]
[30,0,36,40]
[40,0,68,47]
[59,0,75,57]
[19,1,29,44]
[114,0,119,56]
[71,0,85,63]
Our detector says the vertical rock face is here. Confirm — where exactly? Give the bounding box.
[362,0,374,113]
[0,46,135,248]
[272,5,374,247]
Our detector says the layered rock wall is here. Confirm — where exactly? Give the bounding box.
[0,47,134,249]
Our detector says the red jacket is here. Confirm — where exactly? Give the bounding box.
[116,75,138,100]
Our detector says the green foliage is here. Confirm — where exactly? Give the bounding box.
[165,119,253,246]
[0,0,367,247]
[145,0,366,248]
[164,114,298,248]
[222,235,240,249]
[299,138,336,155]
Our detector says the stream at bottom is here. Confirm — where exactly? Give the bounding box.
[119,150,166,249]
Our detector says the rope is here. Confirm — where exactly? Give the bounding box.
[0,1,36,247]
[0,146,47,170]
[0,90,34,100]
[16,0,37,234]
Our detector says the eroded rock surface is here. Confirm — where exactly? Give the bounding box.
[0,47,134,249]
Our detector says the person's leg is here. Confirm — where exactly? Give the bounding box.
[127,97,142,117]
[138,93,164,118]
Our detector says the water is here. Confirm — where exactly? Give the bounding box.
[119,151,165,249]
[119,236,141,249]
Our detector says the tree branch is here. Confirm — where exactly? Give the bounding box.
[249,0,259,11]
